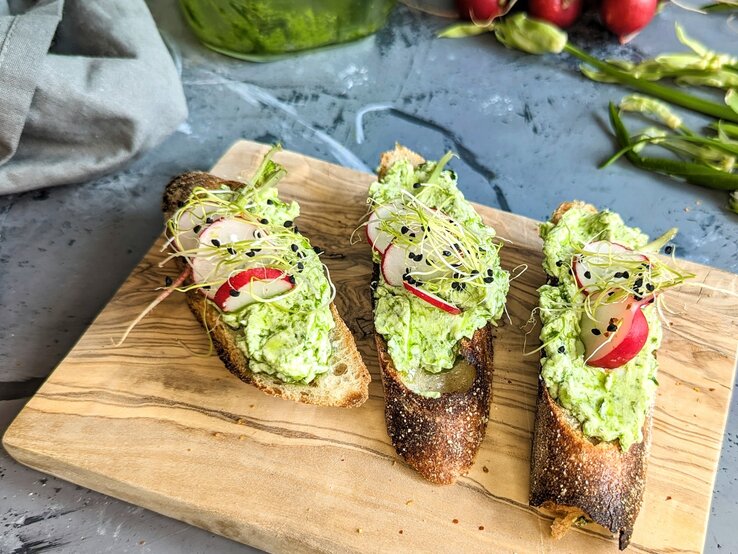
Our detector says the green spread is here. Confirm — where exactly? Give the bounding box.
[370,155,509,394]
[179,0,395,58]
[538,205,661,450]
[172,152,334,385]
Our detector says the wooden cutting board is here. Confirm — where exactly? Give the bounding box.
[4,140,738,553]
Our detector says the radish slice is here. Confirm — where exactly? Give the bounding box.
[403,282,461,315]
[173,204,221,252]
[573,240,648,295]
[366,205,395,255]
[381,243,407,287]
[213,268,293,312]
[580,294,650,369]
[192,218,261,297]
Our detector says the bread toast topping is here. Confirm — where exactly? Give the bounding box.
[167,148,336,384]
[368,151,509,394]
[537,204,694,449]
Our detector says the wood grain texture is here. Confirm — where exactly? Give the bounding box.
[4,140,737,553]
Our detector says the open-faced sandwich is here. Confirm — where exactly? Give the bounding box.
[159,146,370,407]
[364,145,510,484]
[530,201,692,549]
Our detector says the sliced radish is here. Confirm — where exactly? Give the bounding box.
[573,240,648,295]
[381,243,406,287]
[580,294,650,370]
[213,268,293,312]
[366,205,395,255]
[173,203,221,252]
[192,218,262,296]
[380,242,452,288]
[403,282,461,315]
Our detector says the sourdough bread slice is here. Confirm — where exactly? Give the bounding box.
[163,171,370,408]
[529,201,651,549]
[372,147,498,484]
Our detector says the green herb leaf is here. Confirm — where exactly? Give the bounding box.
[494,13,568,55]
[726,89,738,115]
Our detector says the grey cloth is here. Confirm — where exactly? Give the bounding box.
[0,0,187,194]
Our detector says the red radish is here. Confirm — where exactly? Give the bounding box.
[381,243,408,287]
[173,204,221,252]
[581,295,650,369]
[600,0,658,44]
[213,268,293,312]
[366,205,395,255]
[573,240,648,295]
[381,243,452,287]
[456,0,513,21]
[528,0,583,28]
[403,282,461,315]
[192,218,261,296]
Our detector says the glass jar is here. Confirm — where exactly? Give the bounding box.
[179,0,397,61]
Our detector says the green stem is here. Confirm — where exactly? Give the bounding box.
[607,103,738,191]
[566,44,738,123]
[427,151,455,184]
[711,121,738,139]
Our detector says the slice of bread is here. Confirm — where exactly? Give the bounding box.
[372,147,497,484]
[163,171,370,408]
[529,201,651,550]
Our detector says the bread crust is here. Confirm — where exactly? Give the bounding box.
[375,322,494,485]
[530,201,651,549]
[163,171,370,408]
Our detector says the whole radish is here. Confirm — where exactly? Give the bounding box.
[528,0,583,28]
[456,0,515,21]
[601,0,658,44]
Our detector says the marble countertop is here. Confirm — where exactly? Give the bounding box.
[1,0,736,552]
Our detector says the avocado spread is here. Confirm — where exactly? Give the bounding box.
[538,206,661,450]
[176,156,335,385]
[370,156,509,395]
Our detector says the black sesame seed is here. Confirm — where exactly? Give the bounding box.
[252,248,262,253]
[297,262,304,271]
[413,182,421,189]
[634,278,643,288]
[177,200,185,208]
[443,250,452,257]
[555,260,563,267]
[558,346,566,354]
[193,225,201,234]
[592,328,601,336]
[415,254,423,262]
[165,276,173,287]
[227,247,236,255]
[487,269,494,276]
[246,250,255,257]
[409,233,416,238]
[401,226,409,234]
[211,239,221,247]
[293,226,299,234]
[665,245,673,254]
[288,275,296,285]
[608,291,615,296]
[266,199,274,205]
[453,272,460,279]
[370,280,378,291]
[229,289,240,297]
[206,217,213,224]
[471,269,479,275]
[291,244,299,252]
[583,270,592,279]
[203,285,211,290]
[607,323,618,332]
[483,276,494,284]
[284,220,293,228]
[634,295,643,301]
[646,283,655,292]
[614,271,623,278]
[622,271,630,279]
[260,218,269,225]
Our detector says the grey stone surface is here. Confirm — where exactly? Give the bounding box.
[1,0,736,552]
